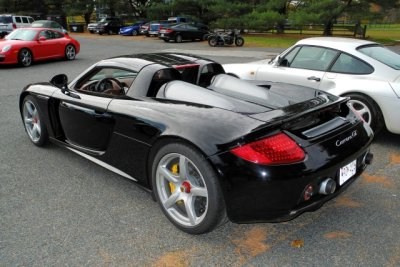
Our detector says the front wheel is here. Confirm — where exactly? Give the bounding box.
[235,37,244,46]
[152,143,226,234]
[22,95,48,146]
[132,30,138,36]
[345,93,384,133]
[65,44,76,60]
[18,48,32,67]
[208,36,218,47]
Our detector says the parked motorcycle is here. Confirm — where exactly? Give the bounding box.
[208,30,244,47]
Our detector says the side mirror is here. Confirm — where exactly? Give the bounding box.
[50,74,68,91]
[38,36,46,41]
[275,56,289,67]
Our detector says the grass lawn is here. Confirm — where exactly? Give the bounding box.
[244,25,400,48]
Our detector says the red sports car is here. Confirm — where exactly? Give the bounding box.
[0,28,80,67]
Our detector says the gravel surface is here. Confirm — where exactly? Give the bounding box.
[1,35,399,266]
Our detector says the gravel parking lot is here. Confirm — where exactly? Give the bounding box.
[1,35,399,266]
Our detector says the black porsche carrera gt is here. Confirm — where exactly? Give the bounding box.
[19,53,374,234]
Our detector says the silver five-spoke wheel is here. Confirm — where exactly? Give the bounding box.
[19,49,32,67]
[346,93,383,133]
[65,45,76,60]
[21,96,48,146]
[23,100,41,143]
[156,153,208,227]
[152,143,226,234]
[348,99,372,125]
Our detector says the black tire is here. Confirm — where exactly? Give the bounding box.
[345,93,384,133]
[21,95,49,146]
[18,48,32,67]
[208,37,217,47]
[175,34,183,43]
[108,29,113,35]
[99,32,103,35]
[163,39,169,43]
[89,30,94,34]
[235,37,244,47]
[152,142,226,234]
[132,30,138,36]
[65,44,76,60]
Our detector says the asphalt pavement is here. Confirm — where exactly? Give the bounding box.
[0,34,399,266]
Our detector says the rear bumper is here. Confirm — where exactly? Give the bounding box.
[209,124,373,223]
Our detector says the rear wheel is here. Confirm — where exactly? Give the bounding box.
[18,48,32,67]
[132,30,138,36]
[235,37,244,46]
[65,44,76,60]
[208,37,217,47]
[175,34,183,43]
[345,93,384,133]
[152,143,226,234]
[22,95,48,146]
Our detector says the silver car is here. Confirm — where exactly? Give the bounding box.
[224,37,400,134]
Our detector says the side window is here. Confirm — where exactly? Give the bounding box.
[181,18,186,22]
[22,17,28,23]
[330,53,374,74]
[39,30,53,39]
[15,17,22,23]
[76,67,138,96]
[52,31,63,39]
[28,18,34,24]
[290,46,338,71]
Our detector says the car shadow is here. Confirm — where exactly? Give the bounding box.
[373,128,400,146]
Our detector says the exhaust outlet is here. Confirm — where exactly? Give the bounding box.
[363,152,374,165]
[319,178,336,195]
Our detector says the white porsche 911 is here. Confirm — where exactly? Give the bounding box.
[223,37,400,134]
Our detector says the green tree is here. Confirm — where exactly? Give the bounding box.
[289,0,399,35]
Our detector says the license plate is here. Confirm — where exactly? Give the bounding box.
[339,160,356,185]
[160,33,164,37]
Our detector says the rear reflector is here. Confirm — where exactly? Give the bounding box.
[231,133,305,165]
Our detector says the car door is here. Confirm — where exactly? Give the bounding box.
[53,91,113,151]
[256,45,339,89]
[34,30,63,58]
[52,67,136,151]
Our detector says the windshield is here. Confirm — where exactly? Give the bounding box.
[358,45,400,70]
[5,29,37,41]
[0,16,12,23]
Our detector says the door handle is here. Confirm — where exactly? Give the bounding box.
[307,76,321,82]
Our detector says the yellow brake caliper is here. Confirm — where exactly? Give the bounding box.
[169,163,184,205]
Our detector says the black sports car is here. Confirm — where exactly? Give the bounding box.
[19,53,374,234]
[159,23,210,43]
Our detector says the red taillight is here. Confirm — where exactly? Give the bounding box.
[164,29,172,33]
[12,23,16,29]
[231,133,305,165]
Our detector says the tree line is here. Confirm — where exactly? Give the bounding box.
[1,0,399,35]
